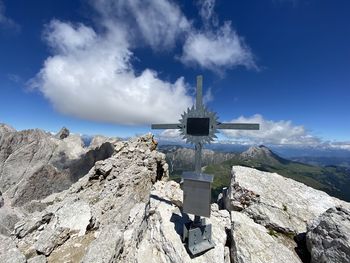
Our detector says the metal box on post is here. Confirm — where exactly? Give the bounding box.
[182,172,213,218]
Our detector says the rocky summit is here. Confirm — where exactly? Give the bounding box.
[0,127,349,263]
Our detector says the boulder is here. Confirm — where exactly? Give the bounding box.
[225,166,350,234]
[135,181,232,263]
[230,211,302,263]
[306,206,350,263]
[0,234,26,263]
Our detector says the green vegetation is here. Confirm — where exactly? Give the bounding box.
[203,151,350,202]
[283,204,288,212]
[268,229,278,237]
[166,146,350,203]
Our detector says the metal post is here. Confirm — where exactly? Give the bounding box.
[196,75,203,110]
[194,142,202,174]
[193,215,201,226]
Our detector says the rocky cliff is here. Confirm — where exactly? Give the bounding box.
[0,129,349,263]
[0,124,118,236]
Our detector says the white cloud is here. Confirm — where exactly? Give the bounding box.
[31,0,256,125]
[31,19,192,125]
[198,0,218,27]
[91,0,190,50]
[0,0,20,31]
[180,0,255,72]
[221,114,322,146]
[181,22,255,72]
[158,129,184,142]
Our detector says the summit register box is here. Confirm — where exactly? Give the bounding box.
[182,171,213,218]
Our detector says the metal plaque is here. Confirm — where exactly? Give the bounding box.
[186,118,210,136]
[183,172,213,218]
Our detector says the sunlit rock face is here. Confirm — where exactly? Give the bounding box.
[1,134,169,262]
[224,166,350,263]
[0,125,118,208]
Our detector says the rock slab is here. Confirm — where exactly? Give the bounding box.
[306,206,350,263]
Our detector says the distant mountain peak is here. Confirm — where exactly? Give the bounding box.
[241,145,274,159]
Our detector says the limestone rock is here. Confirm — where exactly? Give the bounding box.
[225,166,350,234]
[230,211,302,263]
[27,255,47,263]
[0,126,115,210]
[306,206,350,263]
[0,123,16,136]
[0,206,21,236]
[82,225,123,263]
[0,190,3,208]
[88,135,119,150]
[55,127,70,139]
[7,134,169,262]
[0,234,26,263]
[135,181,232,263]
[35,227,70,256]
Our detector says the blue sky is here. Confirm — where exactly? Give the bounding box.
[0,0,349,149]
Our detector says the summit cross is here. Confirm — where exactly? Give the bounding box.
[152,75,259,174]
[151,75,259,256]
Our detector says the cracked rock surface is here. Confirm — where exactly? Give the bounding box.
[306,206,350,263]
[2,134,169,262]
[225,166,350,263]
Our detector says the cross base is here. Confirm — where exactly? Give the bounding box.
[183,217,215,256]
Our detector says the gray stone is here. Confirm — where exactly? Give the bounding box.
[35,227,70,256]
[55,127,70,139]
[306,206,350,263]
[4,134,169,262]
[136,181,231,263]
[0,190,3,208]
[27,255,47,263]
[0,234,26,263]
[14,212,53,238]
[82,225,123,263]
[230,211,302,263]
[0,126,117,209]
[225,166,350,234]
[0,206,21,236]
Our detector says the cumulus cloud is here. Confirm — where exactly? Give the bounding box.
[31,19,192,125]
[181,22,255,72]
[180,0,255,72]
[158,129,184,142]
[221,114,322,146]
[31,0,256,125]
[0,0,20,32]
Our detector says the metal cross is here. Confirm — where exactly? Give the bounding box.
[151,75,259,255]
[152,75,259,174]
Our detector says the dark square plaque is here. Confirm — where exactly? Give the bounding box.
[186,118,210,136]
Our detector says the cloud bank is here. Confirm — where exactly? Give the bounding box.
[221,114,321,146]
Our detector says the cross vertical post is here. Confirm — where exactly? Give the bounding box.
[195,75,203,174]
[151,75,259,256]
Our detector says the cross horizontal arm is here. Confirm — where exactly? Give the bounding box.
[151,123,183,130]
[217,123,260,130]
